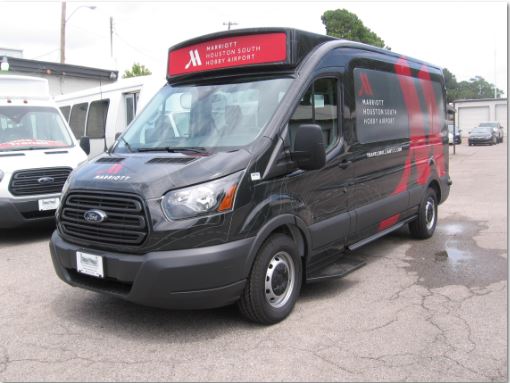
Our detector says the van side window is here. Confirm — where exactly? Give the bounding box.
[86,100,109,139]
[354,68,409,143]
[289,78,338,151]
[124,93,138,126]
[60,106,70,122]
[69,102,88,139]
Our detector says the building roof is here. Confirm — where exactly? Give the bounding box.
[1,56,118,81]
[454,97,507,103]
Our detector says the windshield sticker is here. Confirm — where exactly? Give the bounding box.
[168,33,287,76]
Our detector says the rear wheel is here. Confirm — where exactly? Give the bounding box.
[238,234,302,325]
[409,187,438,239]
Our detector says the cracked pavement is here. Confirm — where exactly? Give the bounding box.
[0,143,506,381]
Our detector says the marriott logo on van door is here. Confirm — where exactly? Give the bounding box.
[168,33,287,76]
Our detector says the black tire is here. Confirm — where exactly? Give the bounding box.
[409,187,438,239]
[238,234,302,325]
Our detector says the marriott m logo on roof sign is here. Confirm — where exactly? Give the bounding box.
[185,49,202,69]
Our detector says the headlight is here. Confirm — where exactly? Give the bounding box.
[162,171,243,220]
[61,170,74,195]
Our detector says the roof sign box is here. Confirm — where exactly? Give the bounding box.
[166,28,335,82]
[0,75,50,100]
[168,32,287,77]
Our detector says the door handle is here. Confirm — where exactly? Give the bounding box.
[339,160,352,169]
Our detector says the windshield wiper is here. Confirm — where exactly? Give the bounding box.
[137,146,209,154]
[119,137,134,153]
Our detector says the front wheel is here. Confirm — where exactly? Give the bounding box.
[238,234,302,325]
[409,187,438,239]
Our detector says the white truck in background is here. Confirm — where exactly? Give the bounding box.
[0,75,87,229]
[55,75,164,158]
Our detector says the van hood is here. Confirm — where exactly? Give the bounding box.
[68,149,252,199]
[0,146,86,174]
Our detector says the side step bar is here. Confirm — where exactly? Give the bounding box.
[306,254,366,283]
[305,216,416,283]
[347,216,416,251]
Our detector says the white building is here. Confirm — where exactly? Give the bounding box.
[453,98,508,137]
[0,56,118,97]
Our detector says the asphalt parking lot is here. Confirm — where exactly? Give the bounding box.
[0,142,507,382]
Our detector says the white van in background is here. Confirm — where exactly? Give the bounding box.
[56,75,164,158]
[0,75,87,229]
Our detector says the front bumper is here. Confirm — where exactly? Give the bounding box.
[0,197,57,229]
[49,231,254,310]
[469,137,493,145]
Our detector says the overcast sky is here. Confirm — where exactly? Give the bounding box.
[0,1,507,95]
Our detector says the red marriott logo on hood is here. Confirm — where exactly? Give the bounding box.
[168,33,287,76]
[94,163,131,181]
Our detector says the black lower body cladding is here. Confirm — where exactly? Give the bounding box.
[49,231,254,309]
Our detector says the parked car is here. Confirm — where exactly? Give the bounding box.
[468,126,498,146]
[448,124,461,144]
[477,122,504,143]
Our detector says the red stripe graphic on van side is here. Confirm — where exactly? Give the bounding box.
[418,66,446,177]
[395,57,430,186]
[358,72,373,96]
[379,214,400,231]
[378,58,430,232]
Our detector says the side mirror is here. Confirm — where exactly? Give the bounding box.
[291,124,326,171]
[79,136,90,155]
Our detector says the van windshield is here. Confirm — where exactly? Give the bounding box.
[0,106,73,151]
[115,77,292,153]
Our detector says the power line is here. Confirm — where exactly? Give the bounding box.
[113,31,158,62]
[31,48,60,60]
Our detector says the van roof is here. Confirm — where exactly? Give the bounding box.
[0,75,50,100]
[166,28,335,82]
[54,75,153,103]
[166,27,441,83]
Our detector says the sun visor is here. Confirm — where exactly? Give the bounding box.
[166,28,335,82]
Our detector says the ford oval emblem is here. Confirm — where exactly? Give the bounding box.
[83,209,107,224]
[38,176,55,185]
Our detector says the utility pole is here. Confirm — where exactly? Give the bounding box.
[223,21,238,30]
[494,48,497,99]
[60,1,66,63]
[59,2,96,64]
[110,16,114,59]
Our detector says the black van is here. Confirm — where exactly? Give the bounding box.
[50,28,450,324]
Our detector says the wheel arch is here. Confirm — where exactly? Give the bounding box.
[243,214,312,278]
[428,179,442,203]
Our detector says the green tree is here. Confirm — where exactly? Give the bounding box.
[122,63,152,79]
[443,69,504,102]
[321,9,387,49]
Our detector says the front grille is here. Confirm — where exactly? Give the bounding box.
[60,191,148,246]
[9,167,72,196]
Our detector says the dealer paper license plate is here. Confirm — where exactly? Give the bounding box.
[76,252,104,278]
[38,197,60,211]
